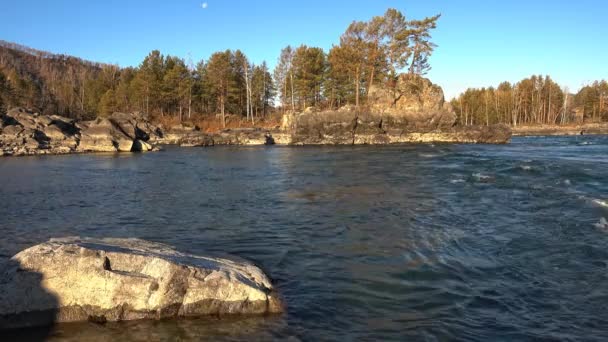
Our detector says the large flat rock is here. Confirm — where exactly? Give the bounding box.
[0,238,282,329]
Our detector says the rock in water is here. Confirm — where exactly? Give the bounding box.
[279,74,512,145]
[0,237,282,329]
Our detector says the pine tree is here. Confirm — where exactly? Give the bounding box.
[206,51,234,128]
[98,88,117,116]
[291,45,326,109]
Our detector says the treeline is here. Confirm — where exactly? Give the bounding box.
[0,40,275,123]
[0,8,441,125]
[452,76,608,126]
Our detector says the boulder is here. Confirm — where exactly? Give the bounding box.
[108,112,160,142]
[0,109,163,156]
[77,118,120,152]
[78,117,146,153]
[4,108,47,130]
[131,139,154,152]
[0,237,282,329]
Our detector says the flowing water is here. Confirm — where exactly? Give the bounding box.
[1,136,608,341]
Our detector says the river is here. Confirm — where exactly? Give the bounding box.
[1,136,608,341]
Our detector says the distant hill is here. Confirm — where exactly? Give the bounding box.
[0,40,110,119]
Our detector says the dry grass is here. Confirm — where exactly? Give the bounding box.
[151,113,283,133]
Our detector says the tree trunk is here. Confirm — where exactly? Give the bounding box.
[290,72,295,112]
[355,65,360,108]
[221,95,226,128]
[460,97,464,125]
[244,62,250,122]
[283,79,288,114]
[145,87,149,114]
[249,85,254,125]
[368,67,375,96]
[263,71,267,116]
[408,48,418,75]
[485,91,489,126]
[188,84,192,119]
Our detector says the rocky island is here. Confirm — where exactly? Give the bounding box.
[0,75,511,156]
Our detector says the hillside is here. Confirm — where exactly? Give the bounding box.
[0,40,109,119]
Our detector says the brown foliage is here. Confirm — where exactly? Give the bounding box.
[151,113,282,133]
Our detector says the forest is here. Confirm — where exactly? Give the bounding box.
[452,77,608,126]
[0,9,439,127]
[0,7,606,128]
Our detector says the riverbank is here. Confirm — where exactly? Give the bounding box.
[0,108,512,157]
[512,123,608,136]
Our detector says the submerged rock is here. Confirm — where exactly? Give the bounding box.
[0,237,282,329]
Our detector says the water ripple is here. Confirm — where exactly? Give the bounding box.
[1,136,608,340]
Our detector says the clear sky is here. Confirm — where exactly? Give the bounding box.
[1,0,606,99]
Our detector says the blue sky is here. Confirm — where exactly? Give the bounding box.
[1,0,606,99]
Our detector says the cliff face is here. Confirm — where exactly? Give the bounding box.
[367,74,456,128]
[281,75,511,145]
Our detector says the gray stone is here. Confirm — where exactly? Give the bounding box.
[0,237,282,329]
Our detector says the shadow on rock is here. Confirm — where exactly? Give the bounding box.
[0,258,59,342]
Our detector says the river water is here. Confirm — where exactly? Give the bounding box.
[1,136,608,341]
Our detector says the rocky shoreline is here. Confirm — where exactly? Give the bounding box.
[0,108,160,156]
[0,75,514,156]
[0,108,511,157]
[512,123,608,136]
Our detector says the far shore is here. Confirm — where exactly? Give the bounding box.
[511,123,608,136]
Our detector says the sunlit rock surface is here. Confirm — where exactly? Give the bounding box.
[0,109,159,155]
[0,237,282,329]
[280,75,511,145]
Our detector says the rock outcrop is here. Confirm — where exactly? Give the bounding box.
[155,127,286,147]
[367,74,456,128]
[0,108,80,156]
[0,109,160,156]
[280,75,511,145]
[283,110,511,145]
[0,237,282,329]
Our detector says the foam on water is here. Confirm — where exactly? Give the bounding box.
[471,172,494,183]
[595,218,608,231]
[592,199,608,208]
